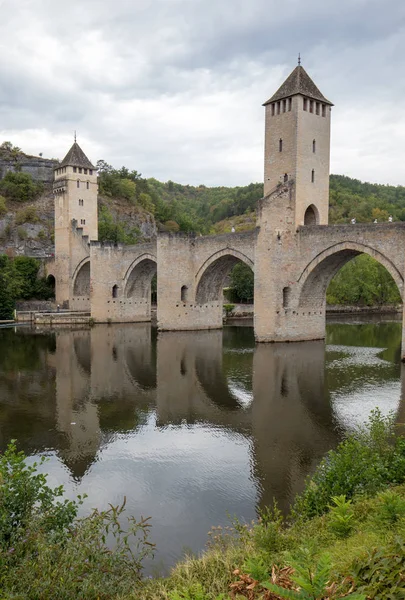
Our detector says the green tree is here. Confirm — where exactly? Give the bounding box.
[229,262,254,303]
[0,172,43,203]
[326,255,401,306]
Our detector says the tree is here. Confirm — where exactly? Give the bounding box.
[326,254,401,306]
[0,172,43,202]
[229,262,254,303]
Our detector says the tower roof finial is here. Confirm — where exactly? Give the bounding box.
[74,130,77,143]
[298,53,301,66]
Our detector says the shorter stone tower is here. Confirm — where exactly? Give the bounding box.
[263,63,333,226]
[53,141,98,306]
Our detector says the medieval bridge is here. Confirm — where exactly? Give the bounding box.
[47,62,405,357]
[47,179,405,358]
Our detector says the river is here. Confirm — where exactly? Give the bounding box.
[0,318,403,573]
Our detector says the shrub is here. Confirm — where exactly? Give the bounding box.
[374,490,405,528]
[0,171,43,202]
[263,548,366,599]
[0,194,7,216]
[292,410,405,520]
[0,441,155,599]
[351,538,405,600]
[0,440,80,551]
[17,226,27,239]
[223,304,235,316]
[328,495,356,539]
[15,205,39,224]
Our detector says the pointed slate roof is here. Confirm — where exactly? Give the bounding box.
[263,65,333,106]
[59,142,96,170]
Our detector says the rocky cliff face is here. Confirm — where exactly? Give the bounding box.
[0,154,57,183]
[0,192,157,258]
[0,190,55,257]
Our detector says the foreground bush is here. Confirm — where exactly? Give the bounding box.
[0,441,154,599]
[292,409,405,520]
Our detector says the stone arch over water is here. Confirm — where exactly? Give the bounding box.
[298,242,403,309]
[124,254,157,301]
[195,249,254,304]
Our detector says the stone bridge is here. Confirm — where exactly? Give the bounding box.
[50,181,405,356]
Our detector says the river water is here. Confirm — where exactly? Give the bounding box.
[0,319,403,573]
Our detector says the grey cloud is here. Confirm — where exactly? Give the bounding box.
[0,0,404,185]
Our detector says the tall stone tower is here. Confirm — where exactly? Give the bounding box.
[263,63,333,226]
[53,141,98,306]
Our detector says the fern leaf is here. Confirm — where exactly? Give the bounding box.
[262,582,301,599]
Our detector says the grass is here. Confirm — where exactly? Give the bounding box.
[138,486,405,599]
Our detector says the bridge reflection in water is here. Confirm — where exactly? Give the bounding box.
[0,322,403,566]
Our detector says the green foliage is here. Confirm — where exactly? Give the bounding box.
[326,254,401,306]
[0,141,22,160]
[0,256,54,318]
[0,195,7,216]
[253,503,286,554]
[263,548,365,599]
[350,538,405,599]
[0,171,43,202]
[292,410,405,521]
[98,204,141,244]
[328,496,355,539]
[0,440,81,551]
[223,304,235,316]
[97,160,151,205]
[242,555,269,582]
[16,226,27,239]
[148,178,262,234]
[0,441,155,599]
[229,262,254,303]
[15,205,39,225]
[329,174,405,224]
[374,490,405,527]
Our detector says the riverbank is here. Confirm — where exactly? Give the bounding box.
[2,411,405,599]
[139,410,405,599]
[224,303,402,320]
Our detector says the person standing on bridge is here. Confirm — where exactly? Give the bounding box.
[389,215,393,223]
[351,218,356,224]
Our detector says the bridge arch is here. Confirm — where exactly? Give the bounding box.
[298,242,403,308]
[72,258,90,296]
[123,253,157,300]
[195,248,254,304]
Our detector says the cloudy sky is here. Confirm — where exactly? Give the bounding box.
[0,0,404,186]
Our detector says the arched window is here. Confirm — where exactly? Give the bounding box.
[271,103,275,116]
[288,98,292,111]
[112,285,118,298]
[77,180,80,188]
[86,181,89,189]
[312,139,316,153]
[284,173,288,183]
[303,98,308,111]
[279,138,283,152]
[283,286,291,308]
[311,169,315,183]
[181,285,188,303]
